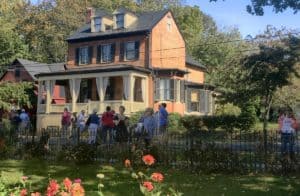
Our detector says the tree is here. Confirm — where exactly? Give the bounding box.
[241,36,299,153]
[210,0,300,15]
[0,82,36,110]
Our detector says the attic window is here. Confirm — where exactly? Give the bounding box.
[94,17,101,32]
[116,14,124,29]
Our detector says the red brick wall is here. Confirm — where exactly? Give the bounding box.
[67,35,147,68]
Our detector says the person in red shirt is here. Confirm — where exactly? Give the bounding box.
[101,106,115,145]
[61,107,71,137]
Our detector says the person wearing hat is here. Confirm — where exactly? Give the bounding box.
[19,109,30,132]
[88,109,100,144]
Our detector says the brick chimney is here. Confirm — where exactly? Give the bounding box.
[86,7,94,24]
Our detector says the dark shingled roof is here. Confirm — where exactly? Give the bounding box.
[67,9,170,42]
[185,55,207,70]
[36,64,151,77]
[13,59,65,80]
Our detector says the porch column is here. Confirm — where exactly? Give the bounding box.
[70,78,76,113]
[96,77,103,112]
[129,74,134,112]
[143,77,149,106]
[37,81,43,113]
[45,80,51,114]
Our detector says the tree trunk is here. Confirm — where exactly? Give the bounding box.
[263,93,272,155]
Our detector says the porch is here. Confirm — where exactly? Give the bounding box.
[36,69,149,130]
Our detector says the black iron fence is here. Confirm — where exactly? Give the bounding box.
[2,126,300,174]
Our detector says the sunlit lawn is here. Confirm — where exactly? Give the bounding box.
[0,159,299,195]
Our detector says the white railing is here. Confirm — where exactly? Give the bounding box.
[50,104,72,113]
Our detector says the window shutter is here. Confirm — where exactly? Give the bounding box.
[199,90,206,113]
[170,79,175,101]
[187,88,191,112]
[135,41,140,60]
[111,43,116,62]
[205,90,210,114]
[180,80,185,103]
[88,46,93,64]
[119,42,124,61]
[75,48,80,65]
[96,45,102,63]
[154,77,160,101]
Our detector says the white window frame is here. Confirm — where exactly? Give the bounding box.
[125,41,137,61]
[116,14,124,29]
[79,47,89,65]
[159,78,174,101]
[94,17,101,32]
[101,44,113,63]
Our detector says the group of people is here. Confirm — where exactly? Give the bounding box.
[278,110,298,159]
[61,103,169,145]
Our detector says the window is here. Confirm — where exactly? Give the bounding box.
[188,90,200,112]
[78,79,99,103]
[156,78,175,101]
[98,44,115,63]
[116,14,124,28]
[124,41,139,61]
[15,68,20,77]
[76,46,93,65]
[94,17,101,32]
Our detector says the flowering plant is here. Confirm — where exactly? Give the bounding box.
[126,154,182,196]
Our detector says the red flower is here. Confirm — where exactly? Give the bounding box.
[74,178,82,184]
[30,192,41,196]
[124,159,131,168]
[47,180,60,196]
[71,182,85,196]
[20,189,27,196]
[63,177,72,192]
[142,154,155,166]
[143,181,154,192]
[151,172,164,182]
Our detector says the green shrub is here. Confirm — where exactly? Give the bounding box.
[168,113,186,132]
[215,103,241,116]
[129,110,144,125]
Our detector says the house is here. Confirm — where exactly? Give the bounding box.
[0,58,65,105]
[35,8,215,130]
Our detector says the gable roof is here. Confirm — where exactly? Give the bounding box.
[0,59,65,81]
[67,9,170,42]
[185,55,207,70]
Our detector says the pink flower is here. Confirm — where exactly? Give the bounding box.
[20,189,27,196]
[142,154,155,166]
[74,178,82,184]
[151,172,164,182]
[143,181,154,192]
[21,176,28,181]
[63,178,72,192]
[47,180,60,196]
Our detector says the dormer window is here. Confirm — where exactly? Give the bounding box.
[116,14,124,29]
[94,17,101,32]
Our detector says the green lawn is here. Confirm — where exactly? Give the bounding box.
[0,160,299,195]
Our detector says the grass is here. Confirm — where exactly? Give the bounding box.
[0,160,300,195]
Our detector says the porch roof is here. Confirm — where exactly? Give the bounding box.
[35,64,151,77]
[185,81,215,90]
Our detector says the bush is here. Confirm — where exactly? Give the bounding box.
[57,143,96,164]
[168,113,186,132]
[180,114,255,132]
[215,103,241,116]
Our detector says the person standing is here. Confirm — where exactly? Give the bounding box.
[159,103,169,135]
[143,108,156,147]
[114,106,129,143]
[77,110,86,132]
[101,106,115,145]
[88,109,100,144]
[280,111,298,160]
[61,107,71,137]
[19,109,30,132]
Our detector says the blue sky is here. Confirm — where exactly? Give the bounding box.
[30,0,299,38]
[186,0,300,37]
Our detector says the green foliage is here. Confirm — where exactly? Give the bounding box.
[168,113,185,132]
[57,143,96,164]
[130,110,145,126]
[215,103,241,116]
[0,82,36,110]
[180,114,256,132]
